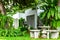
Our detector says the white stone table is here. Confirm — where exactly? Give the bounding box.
[30,30,40,38]
[38,26,50,38]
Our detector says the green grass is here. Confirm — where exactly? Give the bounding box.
[0,37,60,40]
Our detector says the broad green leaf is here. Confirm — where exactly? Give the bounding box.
[58,6,60,12]
[58,13,60,19]
[40,3,48,6]
[55,11,58,20]
[45,0,47,2]
[52,20,56,28]
[35,0,39,4]
[47,10,51,19]
[55,6,58,11]
[57,21,60,26]
[51,4,54,7]
[40,11,47,19]
[50,8,54,17]
[51,0,54,3]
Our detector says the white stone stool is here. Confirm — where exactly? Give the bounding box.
[46,30,59,39]
[30,30,40,38]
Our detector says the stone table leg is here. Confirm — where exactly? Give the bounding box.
[34,31,40,38]
[30,30,40,38]
[30,32,34,38]
[47,31,49,39]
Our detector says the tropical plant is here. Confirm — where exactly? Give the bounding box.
[39,0,60,29]
[0,14,13,29]
[0,26,28,37]
[0,0,39,14]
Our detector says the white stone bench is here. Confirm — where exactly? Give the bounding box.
[30,30,40,38]
[46,30,59,39]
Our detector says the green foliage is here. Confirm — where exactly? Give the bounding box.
[0,14,13,29]
[2,0,39,10]
[19,18,28,36]
[40,7,59,20]
[19,18,24,26]
[40,11,47,19]
[0,26,28,37]
[47,9,51,19]
[1,0,40,15]
[39,0,60,28]
[0,18,28,37]
[40,0,58,10]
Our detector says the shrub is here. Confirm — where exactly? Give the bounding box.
[0,14,13,29]
[0,26,28,37]
[0,14,28,37]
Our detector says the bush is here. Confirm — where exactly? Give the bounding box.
[0,15,28,37]
[0,26,28,37]
[0,14,13,29]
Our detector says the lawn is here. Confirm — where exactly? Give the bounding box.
[0,37,60,40]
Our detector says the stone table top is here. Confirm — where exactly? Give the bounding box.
[30,30,40,32]
[38,26,50,29]
[46,30,59,32]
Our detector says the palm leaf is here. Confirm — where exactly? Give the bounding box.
[57,21,60,26]
[58,13,60,19]
[52,20,56,28]
[47,10,51,19]
[55,10,58,20]
[40,11,47,19]
[58,6,60,12]
[50,8,54,17]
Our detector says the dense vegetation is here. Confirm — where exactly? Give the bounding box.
[0,0,60,37]
[39,0,60,29]
[0,0,39,37]
[0,16,28,37]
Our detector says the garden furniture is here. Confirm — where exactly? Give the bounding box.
[46,30,59,39]
[30,30,40,38]
[38,26,50,38]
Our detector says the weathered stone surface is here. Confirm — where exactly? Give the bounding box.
[30,30,40,38]
[46,30,59,39]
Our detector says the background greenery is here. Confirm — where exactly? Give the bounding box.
[0,0,60,39]
[39,0,60,29]
[0,14,28,37]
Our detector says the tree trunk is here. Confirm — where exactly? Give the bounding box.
[0,1,9,29]
[58,0,60,6]
[0,2,6,15]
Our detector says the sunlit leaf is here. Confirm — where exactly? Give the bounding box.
[47,10,51,19]
[40,11,47,19]
[50,9,54,17]
[55,11,58,20]
[58,13,60,19]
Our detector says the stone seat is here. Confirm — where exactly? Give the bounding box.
[46,30,59,39]
[30,30,40,38]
